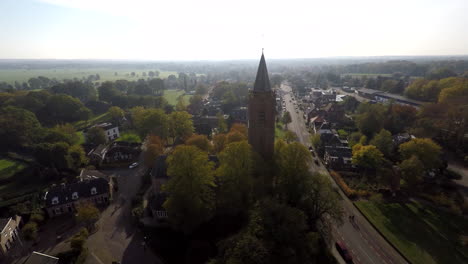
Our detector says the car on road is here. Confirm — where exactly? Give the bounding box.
[129,162,139,169]
[335,241,353,263]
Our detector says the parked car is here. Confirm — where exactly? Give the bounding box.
[129,162,139,169]
[335,241,353,263]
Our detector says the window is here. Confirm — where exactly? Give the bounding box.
[258,111,265,126]
[113,129,116,133]
[54,208,62,215]
[107,131,110,135]
[72,192,79,200]
[91,187,97,195]
[52,197,59,205]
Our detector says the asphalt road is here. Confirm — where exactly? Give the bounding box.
[281,84,407,264]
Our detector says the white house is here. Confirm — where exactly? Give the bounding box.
[94,123,120,142]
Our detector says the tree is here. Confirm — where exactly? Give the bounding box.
[41,94,91,124]
[186,134,212,152]
[144,135,164,167]
[176,96,187,111]
[168,111,194,144]
[229,123,248,137]
[76,203,100,231]
[0,106,42,149]
[399,138,442,169]
[195,84,208,95]
[299,173,343,226]
[70,228,89,252]
[370,129,393,158]
[217,112,227,133]
[69,144,88,169]
[108,106,124,124]
[98,81,120,102]
[399,155,424,188]
[35,142,71,169]
[216,141,253,215]
[284,130,297,143]
[352,144,384,171]
[310,133,321,148]
[213,133,227,153]
[356,107,385,138]
[86,126,107,145]
[282,111,292,128]
[340,96,360,113]
[226,130,247,144]
[137,108,169,139]
[22,222,38,241]
[51,124,80,145]
[215,199,319,264]
[188,94,203,115]
[275,140,311,205]
[163,145,216,233]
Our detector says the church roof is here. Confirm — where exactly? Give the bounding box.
[253,53,271,92]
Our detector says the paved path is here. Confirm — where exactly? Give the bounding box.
[84,164,163,264]
[281,83,407,264]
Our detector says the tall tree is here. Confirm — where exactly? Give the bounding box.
[216,141,254,215]
[186,134,212,152]
[86,126,107,145]
[163,145,216,233]
[399,138,442,169]
[282,111,292,129]
[0,106,42,148]
[369,129,393,158]
[108,106,124,124]
[399,155,424,188]
[144,135,164,167]
[352,144,384,172]
[168,111,194,144]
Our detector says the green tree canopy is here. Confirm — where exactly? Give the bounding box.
[86,126,107,145]
[369,129,393,157]
[399,155,424,188]
[186,134,212,152]
[352,144,384,171]
[168,111,194,143]
[399,138,442,169]
[0,106,42,149]
[163,145,216,233]
[216,141,254,215]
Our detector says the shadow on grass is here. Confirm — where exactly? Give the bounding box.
[357,201,468,264]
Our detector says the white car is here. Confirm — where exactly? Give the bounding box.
[129,162,139,169]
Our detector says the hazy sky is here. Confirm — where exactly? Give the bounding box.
[1,0,467,60]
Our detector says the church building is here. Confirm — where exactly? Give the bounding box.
[248,53,276,160]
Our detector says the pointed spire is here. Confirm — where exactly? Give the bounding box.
[253,52,271,92]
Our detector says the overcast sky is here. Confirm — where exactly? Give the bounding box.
[1,0,467,60]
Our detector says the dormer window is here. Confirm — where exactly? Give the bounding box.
[91,187,97,195]
[72,192,79,200]
[52,197,59,205]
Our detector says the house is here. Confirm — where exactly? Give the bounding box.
[323,146,354,170]
[0,215,22,257]
[88,144,108,166]
[309,115,325,132]
[230,107,248,124]
[103,142,140,164]
[93,122,120,142]
[44,177,110,218]
[23,251,59,264]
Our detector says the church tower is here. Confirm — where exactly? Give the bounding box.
[248,53,276,160]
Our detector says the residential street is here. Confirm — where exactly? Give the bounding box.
[281,84,408,264]
[84,164,163,264]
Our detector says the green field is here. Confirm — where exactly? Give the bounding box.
[355,201,468,264]
[163,89,192,106]
[0,69,178,85]
[0,159,26,181]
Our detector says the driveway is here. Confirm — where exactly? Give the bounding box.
[84,165,163,264]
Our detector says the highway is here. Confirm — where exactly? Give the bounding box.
[280,83,407,264]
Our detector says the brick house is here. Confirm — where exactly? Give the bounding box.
[0,215,22,257]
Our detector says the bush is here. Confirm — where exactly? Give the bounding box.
[70,228,89,251]
[75,247,88,264]
[30,212,45,224]
[330,171,371,199]
[22,221,38,241]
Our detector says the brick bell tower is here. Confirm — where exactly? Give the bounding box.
[248,52,275,160]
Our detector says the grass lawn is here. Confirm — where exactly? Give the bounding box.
[164,89,192,106]
[116,131,142,143]
[73,112,111,130]
[0,159,26,181]
[355,201,468,264]
[0,69,178,85]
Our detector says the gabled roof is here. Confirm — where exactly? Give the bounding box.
[253,53,271,92]
[44,178,109,207]
[0,218,10,232]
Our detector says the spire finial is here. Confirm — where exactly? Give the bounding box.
[262,48,264,54]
